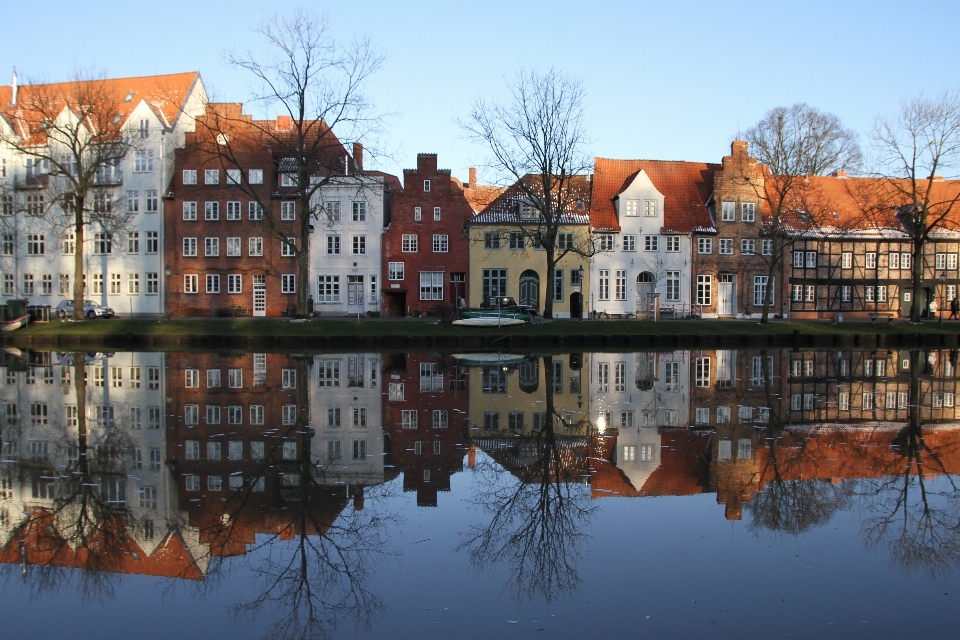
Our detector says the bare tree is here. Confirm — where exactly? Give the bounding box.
[742,103,862,323]
[870,91,960,322]
[0,73,137,319]
[202,9,384,316]
[461,68,594,318]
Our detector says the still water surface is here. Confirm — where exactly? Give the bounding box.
[1,347,958,639]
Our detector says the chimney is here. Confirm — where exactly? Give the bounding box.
[731,140,748,156]
[276,115,292,130]
[10,68,17,106]
[468,167,476,190]
[832,170,847,179]
[353,143,363,172]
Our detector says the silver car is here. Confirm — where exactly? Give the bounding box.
[56,299,115,319]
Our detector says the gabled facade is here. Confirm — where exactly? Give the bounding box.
[0,72,207,316]
[590,158,717,317]
[381,154,473,317]
[467,176,592,317]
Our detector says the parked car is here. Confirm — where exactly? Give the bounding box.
[479,296,538,317]
[56,299,115,319]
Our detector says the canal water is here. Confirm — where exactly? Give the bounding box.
[0,347,958,639]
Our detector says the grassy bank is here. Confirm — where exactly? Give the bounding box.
[16,316,960,338]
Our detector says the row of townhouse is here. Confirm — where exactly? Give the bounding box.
[1,346,958,559]
[3,72,958,320]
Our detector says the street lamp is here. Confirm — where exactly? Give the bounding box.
[577,265,585,321]
[939,272,947,328]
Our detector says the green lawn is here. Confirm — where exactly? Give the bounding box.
[18,316,960,338]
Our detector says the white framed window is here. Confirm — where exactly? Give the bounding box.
[414,206,422,221]
[754,276,773,306]
[597,270,610,300]
[698,237,712,254]
[433,234,449,253]
[185,369,199,388]
[248,201,263,220]
[317,275,340,302]
[484,232,500,249]
[281,201,296,220]
[615,270,626,301]
[719,238,734,255]
[282,369,296,389]
[696,275,712,306]
[183,237,197,256]
[282,274,296,294]
[402,234,418,252]
[622,235,636,251]
[948,254,958,270]
[204,169,219,185]
[762,239,773,255]
[644,200,657,217]
[665,236,680,252]
[721,201,735,221]
[741,202,755,222]
[128,273,139,294]
[145,190,158,213]
[227,274,242,293]
[281,238,297,257]
[204,237,219,257]
[206,274,220,294]
[666,271,681,302]
[182,170,197,185]
[890,252,900,269]
[249,237,263,256]
[423,179,431,192]
[326,234,341,255]
[206,369,221,388]
[624,200,639,216]
[388,262,404,280]
[352,201,366,221]
[644,235,658,251]
[599,235,615,251]
[226,169,241,185]
[402,410,418,429]
[127,190,139,213]
[841,285,851,302]
[226,237,241,256]
[184,274,198,294]
[249,169,263,184]
[146,231,158,253]
[434,206,441,221]
[183,201,197,220]
[866,252,877,269]
[352,235,366,255]
[250,405,264,425]
[127,231,139,253]
[741,239,755,255]
[419,271,443,300]
[204,201,219,220]
[841,252,852,268]
[226,201,241,220]
[805,251,817,268]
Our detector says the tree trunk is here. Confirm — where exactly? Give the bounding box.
[543,249,557,319]
[297,241,309,317]
[910,234,924,323]
[73,197,85,321]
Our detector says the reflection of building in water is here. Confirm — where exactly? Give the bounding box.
[166,352,383,560]
[381,353,469,506]
[468,354,588,437]
[783,349,959,423]
[590,351,691,490]
[688,349,787,429]
[0,351,202,578]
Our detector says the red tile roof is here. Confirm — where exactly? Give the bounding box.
[591,158,720,233]
[472,174,592,224]
[0,72,201,142]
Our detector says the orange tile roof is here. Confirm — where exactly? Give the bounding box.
[591,158,720,233]
[0,72,201,142]
[472,174,592,224]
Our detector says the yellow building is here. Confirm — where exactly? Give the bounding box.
[467,177,592,318]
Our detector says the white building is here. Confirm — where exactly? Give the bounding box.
[310,353,384,487]
[0,72,207,316]
[309,172,394,315]
[589,158,718,318]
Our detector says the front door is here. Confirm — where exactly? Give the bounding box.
[348,275,364,314]
[519,270,539,310]
[570,292,583,319]
[253,275,266,317]
[717,274,735,315]
[636,272,655,315]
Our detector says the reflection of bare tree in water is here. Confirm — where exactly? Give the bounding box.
[859,350,960,578]
[195,358,397,640]
[459,355,596,603]
[749,349,850,535]
[1,357,137,601]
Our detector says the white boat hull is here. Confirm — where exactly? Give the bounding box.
[453,317,527,327]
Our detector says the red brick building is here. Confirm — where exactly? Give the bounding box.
[382,154,473,316]
[166,105,347,317]
[381,353,470,506]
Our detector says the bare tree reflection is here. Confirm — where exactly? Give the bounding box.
[191,357,397,640]
[749,349,850,535]
[858,349,960,578]
[460,355,596,603]
[1,356,138,601]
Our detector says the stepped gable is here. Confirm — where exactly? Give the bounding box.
[591,157,719,233]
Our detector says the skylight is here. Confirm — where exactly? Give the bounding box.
[124,91,135,102]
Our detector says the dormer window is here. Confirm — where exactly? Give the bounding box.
[577,200,585,210]
[280,173,298,187]
[519,203,538,219]
[644,200,656,217]
[624,200,639,216]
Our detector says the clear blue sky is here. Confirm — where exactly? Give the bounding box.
[2,0,958,183]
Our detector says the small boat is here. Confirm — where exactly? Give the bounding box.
[453,315,528,327]
[1,315,29,332]
[452,353,529,366]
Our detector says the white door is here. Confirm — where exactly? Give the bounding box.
[253,275,266,317]
[717,275,735,315]
[347,276,364,314]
